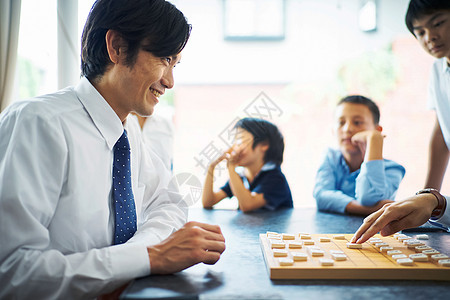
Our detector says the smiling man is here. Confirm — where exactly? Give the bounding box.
[0,0,225,298]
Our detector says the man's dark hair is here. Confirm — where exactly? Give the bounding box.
[81,0,192,80]
[405,0,450,36]
[337,95,380,125]
[235,118,285,165]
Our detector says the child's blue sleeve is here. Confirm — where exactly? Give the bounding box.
[220,180,233,198]
[355,160,406,206]
[313,149,356,214]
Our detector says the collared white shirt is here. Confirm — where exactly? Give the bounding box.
[128,108,174,171]
[427,58,450,230]
[0,77,187,299]
[428,57,450,149]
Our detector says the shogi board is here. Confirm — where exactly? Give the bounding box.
[260,233,450,280]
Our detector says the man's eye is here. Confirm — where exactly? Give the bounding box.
[164,57,172,64]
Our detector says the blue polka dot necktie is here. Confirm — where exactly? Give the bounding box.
[112,130,137,244]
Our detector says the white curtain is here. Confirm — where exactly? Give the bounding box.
[0,0,21,112]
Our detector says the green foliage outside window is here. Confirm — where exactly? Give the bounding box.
[17,56,44,100]
[338,45,399,103]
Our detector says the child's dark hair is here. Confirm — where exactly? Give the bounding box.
[81,0,192,81]
[337,95,380,125]
[234,118,284,165]
[405,0,450,36]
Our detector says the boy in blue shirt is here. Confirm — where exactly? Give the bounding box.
[202,118,293,212]
[313,95,406,215]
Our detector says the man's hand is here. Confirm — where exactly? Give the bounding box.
[351,194,438,244]
[147,222,226,274]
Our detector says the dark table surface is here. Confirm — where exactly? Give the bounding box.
[121,208,450,300]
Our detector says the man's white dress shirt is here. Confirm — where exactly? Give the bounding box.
[0,77,187,299]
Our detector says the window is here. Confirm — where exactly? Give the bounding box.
[14,0,95,103]
[223,0,285,41]
[14,0,57,101]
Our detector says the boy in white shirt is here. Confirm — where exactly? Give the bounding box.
[353,0,450,243]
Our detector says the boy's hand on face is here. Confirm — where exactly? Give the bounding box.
[226,147,240,169]
[351,130,385,161]
[351,129,382,147]
[350,131,369,156]
[209,147,234,170]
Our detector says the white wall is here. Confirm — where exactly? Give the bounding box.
[173,0,411,85]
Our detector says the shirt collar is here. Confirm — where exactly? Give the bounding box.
[261,162,277,172]
[338,152,349,170]
[338,151,360,175]
[236,162,277,180]
[252,162,278,181]
[75,77,124,149]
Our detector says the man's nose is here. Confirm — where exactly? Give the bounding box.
[161,69,174,90]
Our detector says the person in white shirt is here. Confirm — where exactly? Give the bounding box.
[352,0,450,243]
[132,104,175,172]
[0,0,225,299]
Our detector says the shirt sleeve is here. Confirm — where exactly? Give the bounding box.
[313,150,356,214]
[355,160,406,206]
[0,107,149,299]
[219,180,233,198]
[427,60,439,110]
[251,170,292,210]
[433,195,450,229]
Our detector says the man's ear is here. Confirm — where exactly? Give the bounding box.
[105,29,124,64]
[376,125,383,132]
